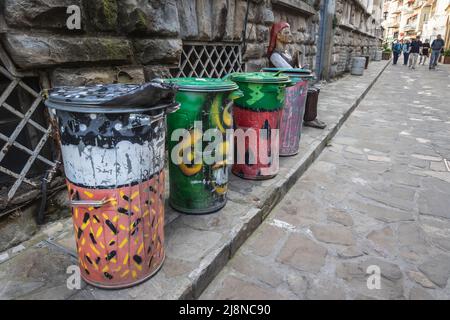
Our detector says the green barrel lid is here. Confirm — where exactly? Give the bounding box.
[262,68,314,79]
[229,72,291,84]
[165,77,239,92]
[262,67,311,74]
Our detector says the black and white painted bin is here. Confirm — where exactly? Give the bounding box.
[45,83,179,289]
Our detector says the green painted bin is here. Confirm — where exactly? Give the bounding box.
[165,78,242,214]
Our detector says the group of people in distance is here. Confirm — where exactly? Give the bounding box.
[391,35,446,70]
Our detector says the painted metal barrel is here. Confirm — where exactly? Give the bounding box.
[165,78,242,215]
[304,86,321,122]
[229,72,291,180]
[375,50,383,61]
[45,83,178,289]
[262,68,314,156]
[351,57,366,76]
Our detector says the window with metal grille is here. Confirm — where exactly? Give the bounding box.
[170,42,244,78]
[0,61,58,216]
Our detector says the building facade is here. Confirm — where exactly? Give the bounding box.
[383,0,450,44]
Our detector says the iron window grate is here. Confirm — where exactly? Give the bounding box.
[171,42,244,78]
[0,63,57,213]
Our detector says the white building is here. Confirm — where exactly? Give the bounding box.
[422,0,450,41]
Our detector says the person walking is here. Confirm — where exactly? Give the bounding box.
[392,40,402,65]
[420,39,430,65]
[409,36,422,69]
[430,34,445,69]
[403,40,411,66]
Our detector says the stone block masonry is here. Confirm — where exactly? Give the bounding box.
[328,0,384,78]
[0,0,383,85]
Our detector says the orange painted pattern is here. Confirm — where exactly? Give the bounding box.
[67,170,165,288]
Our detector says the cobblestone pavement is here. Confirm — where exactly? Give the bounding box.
[201,64,450,300]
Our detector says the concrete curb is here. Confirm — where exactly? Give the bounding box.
[185,60,391,300]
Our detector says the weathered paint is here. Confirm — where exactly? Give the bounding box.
[279,79,309,156]
[232,106,282,180]
[61,140,164,187]
[67,170,165,289]
[230,74,288,180]
[58,112,165,188]
[167,89,237,214]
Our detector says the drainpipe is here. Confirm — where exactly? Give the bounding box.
[241,0,251,57]
[316,0,335,81]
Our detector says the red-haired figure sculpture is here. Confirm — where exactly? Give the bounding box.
[268,22,326,129]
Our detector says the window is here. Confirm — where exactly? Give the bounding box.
[0,61,57,214]
[171,42,244,79]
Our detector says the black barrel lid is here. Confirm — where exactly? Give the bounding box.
[45,81,178,113]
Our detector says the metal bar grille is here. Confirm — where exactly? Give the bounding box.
[171,42,244,78]
[0,61,57,211]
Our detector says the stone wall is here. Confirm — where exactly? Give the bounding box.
[0,0,382,86]
[329,0,383,78]
[0,0,322,86]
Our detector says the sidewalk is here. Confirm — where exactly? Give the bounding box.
[0,60,390,300]
[201,63,450,300]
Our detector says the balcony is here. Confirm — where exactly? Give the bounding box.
[404,23,418,31]
[389,23,400,28]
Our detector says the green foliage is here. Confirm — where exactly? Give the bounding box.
[443,49,450,57]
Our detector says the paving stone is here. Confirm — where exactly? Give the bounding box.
[229,254,283,288]
[409,287,434,300]
[360,258,403,282]
[432,236,450,252]
[276,234,328,273]
[202,275,288,300]
[345,146,365,155]
[356,188,416,212]
[165,226,222,263]
[367,155,391,163]
[335,261,366,281]
[286,274,308,297]
[273,194,327,227]
[338,247,365,259]
[306,279,347,300]
[406,271,436,289]
[336,260,404,299]
[0,244,79,300]
[310,225,355,246]
[371,184,417,202]
[397,223,428,247]
[411,154,443,162]
[367,226,395,252]
[418,254,450,288]
[380,171,422,188]
[349,199,415,223]
[247,224,287,258]
[430,161,447,172]
[327,209,354,227]
[419,190,450,219]
[161,257,194,278]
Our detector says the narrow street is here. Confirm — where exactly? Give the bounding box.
[201,63,450,300]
